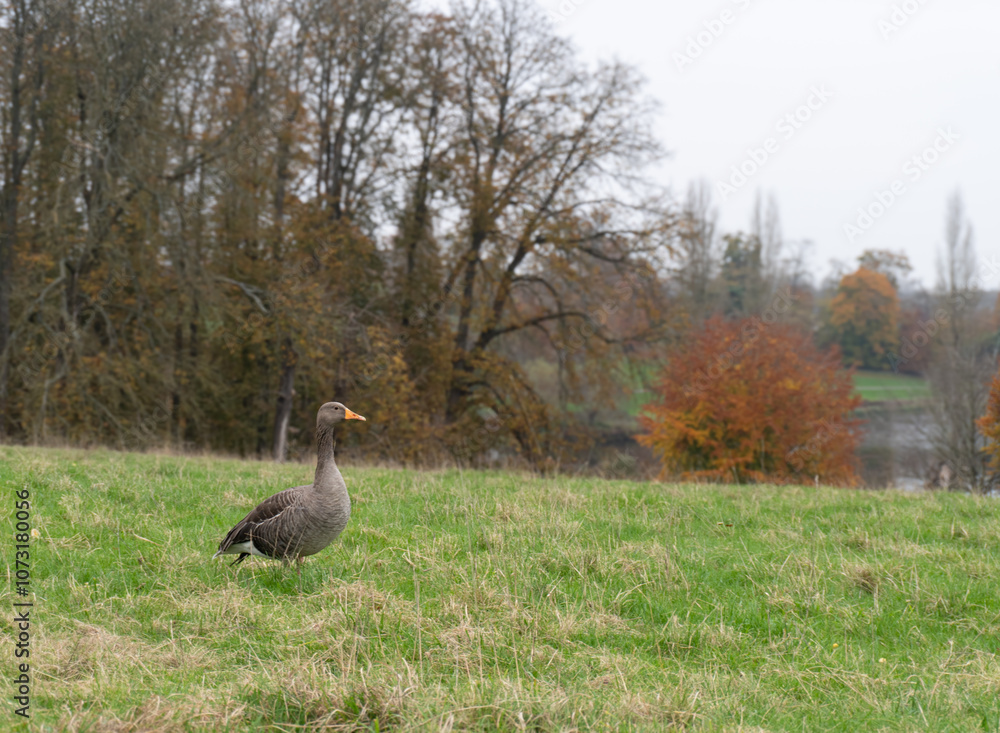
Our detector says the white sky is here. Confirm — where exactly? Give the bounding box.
[532,0,999,289]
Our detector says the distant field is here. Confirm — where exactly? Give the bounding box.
[565,366,933,421]
[3,446,1000,731]
[853,370,931,402]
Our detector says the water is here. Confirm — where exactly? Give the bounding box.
[858,403,935,489]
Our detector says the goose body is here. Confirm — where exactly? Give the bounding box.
[213,402,365,568]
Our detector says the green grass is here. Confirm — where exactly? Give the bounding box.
[853,370,931,403]
[3,446,1000,731]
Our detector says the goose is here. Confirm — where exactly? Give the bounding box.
[213,401,366,574]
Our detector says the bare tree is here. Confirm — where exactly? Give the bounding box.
[671,179,719,315]
[926,349,994,492]
[442,0,670,437]
[937,189,978,347]
[300,0,409,225]
[751,189,783,283]
[925,190,994,492]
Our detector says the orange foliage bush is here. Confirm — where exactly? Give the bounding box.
[977,364,1000,476]
[639,316,864,485]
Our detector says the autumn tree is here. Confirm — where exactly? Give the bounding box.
[826,267,900,370]
[1,0,246,448]
[857,249,912,289]
[426,0,670,457]
[0,0,673,469]
[386,11,456,415]
[978,364,1000,483]
[638,316,863,485]
[892,305,934,374]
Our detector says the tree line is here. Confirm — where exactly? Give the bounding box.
[3,0,999,486]
[1,0,672,464]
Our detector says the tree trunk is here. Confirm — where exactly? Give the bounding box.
[270,99,297,462]
[272,337,296,462]
[0,0,41,436]
[0,176,15,438]
[445,229,485,422]
[172,321,183,446]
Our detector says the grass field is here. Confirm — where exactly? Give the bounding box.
[853,371,931,403]
[3,446,1000,731]
[593,367,934,422]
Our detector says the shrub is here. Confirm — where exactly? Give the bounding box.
[638,316,863,485]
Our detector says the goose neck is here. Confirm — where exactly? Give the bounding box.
[314,423,342,489]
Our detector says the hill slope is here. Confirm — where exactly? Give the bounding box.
[2,447,999,731]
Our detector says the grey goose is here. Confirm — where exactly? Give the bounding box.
[213,402,366,573]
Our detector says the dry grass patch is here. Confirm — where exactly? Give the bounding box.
[252,669,409,732]
[58,694,247,733]
[42,624,212,680]
[492,500,540,523]
[841,529,872,551]
[46,532,93,550]
[844,564,880,595]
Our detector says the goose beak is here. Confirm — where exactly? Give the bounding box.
[344,407,367,421]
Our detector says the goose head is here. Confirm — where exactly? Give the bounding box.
[317,402,367,427]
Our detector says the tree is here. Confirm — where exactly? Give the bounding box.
[978,364,1000,482]
[435,0,669,451]
[857,249,912,289]
[671,180,720,316]
[0,0,45,435]
[751,190,783,287]
[715,194,813,329]
[937,190,977,347]
[387,11,455,414]
[827,267,900,370]
[0,0,673,469]
[926,351,994,492]
[922,191,995,491]
[638,316,863,485]
[720,233,763,317]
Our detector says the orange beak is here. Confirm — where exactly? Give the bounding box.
[344,407,366,421]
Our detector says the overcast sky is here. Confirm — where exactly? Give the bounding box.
[526,0,999,289]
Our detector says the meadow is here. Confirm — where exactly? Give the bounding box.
[852,371,932,404]
[2,445,1000,731]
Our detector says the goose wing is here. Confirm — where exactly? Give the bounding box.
[245,503,313,559]
[216,485,307,557]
